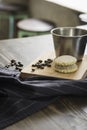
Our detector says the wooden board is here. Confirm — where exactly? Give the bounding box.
[21,51,87,80]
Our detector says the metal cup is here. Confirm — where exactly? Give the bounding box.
[51,27,87,61]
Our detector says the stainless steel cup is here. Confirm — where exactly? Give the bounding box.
[51,27,87,61]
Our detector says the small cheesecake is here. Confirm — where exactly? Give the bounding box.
[53,55,78,73]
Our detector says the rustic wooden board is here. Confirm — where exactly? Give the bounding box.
[21,51,87,80]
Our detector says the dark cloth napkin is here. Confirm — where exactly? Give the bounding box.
[0,68,87,130]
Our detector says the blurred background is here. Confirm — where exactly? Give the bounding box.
[0,0,84,39]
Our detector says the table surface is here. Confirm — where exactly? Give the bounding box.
[46,0,87,13]
[1,34,87,130]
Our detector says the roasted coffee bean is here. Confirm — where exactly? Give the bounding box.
[5,65,10,68]
[41,63,46,66]
[32,64,36,67]
[15,66,18,70]
[18,64,23,67]
[38,60,42,63]
[37,65,42,68]
[40,66,44,69]
[16,67,22,71]
[11,59,16,63]
[47,59,53,63]
[18,62,23,67]
[47,64,51,67]
[18,68,22,71]
[47,59,53,62]
[16,66,22,70]
[15,64,19,67]
[36,62,42,65]
[32,69,35,72]
[11,62,15,66]
[16,63,21,67]
[44,60,48,64]
[18,61,21,64]
[33,64,38,67]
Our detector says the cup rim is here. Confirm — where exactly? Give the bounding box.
[51,27,87,37]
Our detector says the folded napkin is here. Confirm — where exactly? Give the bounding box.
[0,67,87,129]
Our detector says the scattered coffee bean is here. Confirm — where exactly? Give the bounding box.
[31,58,53,72]
[47,59,53,63]
[32,69,35,72]
[37,65,42,68]
[17,68,22,71]
[40,66,44,69]
[38,60,42,63]
[4,59,24,72]
[15,66,22,71]
[11,59,16,64]
[5,65,10,68]
[32,64,35,67]
[44,60,48,64]
[18,63,23,67]
[18,62,23,67]
[18,61,21,64]
[47,59,53,62]
[15,66,19,70]
[47,64,51,67]
[41,63,46,66]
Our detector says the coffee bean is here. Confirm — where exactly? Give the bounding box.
[32,64,36,67]
[44,60,47,63]
[18,61,21,64]
[5,65,10,68]
[19,68,22,71]
[38,60,42,63]
[32,69,35,72]
[41,63,46,66]
[18,62,23,66]
[11,59,16,63]
[47,59,53,63]
[40,66,44,69]
[47,59,53,62]
[37,65,42,68]
[18,64,23,67]
[47,64,51,67]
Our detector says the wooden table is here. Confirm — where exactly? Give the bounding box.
[1,34,87,130]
